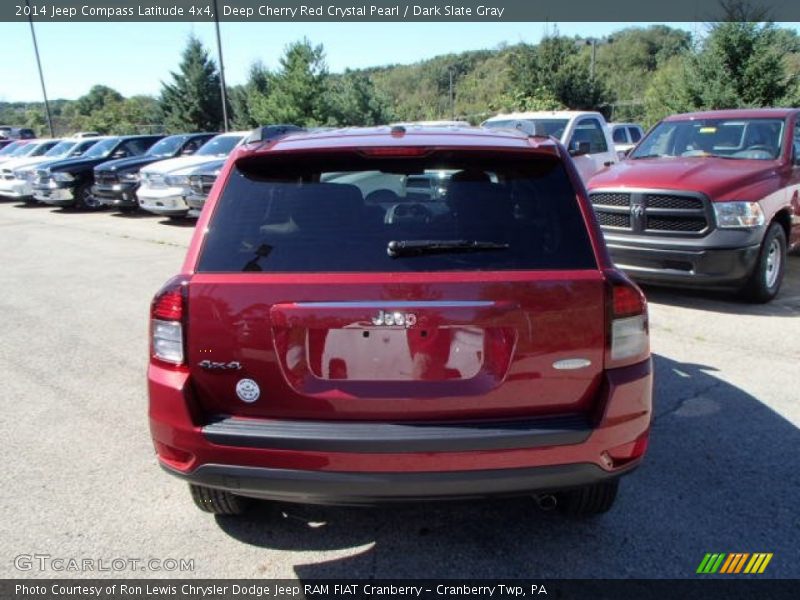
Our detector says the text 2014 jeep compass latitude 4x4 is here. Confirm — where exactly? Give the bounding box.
[149,125,653,517]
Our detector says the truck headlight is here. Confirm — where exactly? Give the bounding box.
[120,171,139,182]
[165,175,189,187]
[713,201,765,229]
[52,172,75,183]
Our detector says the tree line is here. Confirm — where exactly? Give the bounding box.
[3,20,800,137]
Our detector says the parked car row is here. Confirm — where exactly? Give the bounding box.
[0,130,250,216]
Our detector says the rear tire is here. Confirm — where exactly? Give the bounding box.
[558,480,619,517]
[189,484,251,515]
[739,222,786,303]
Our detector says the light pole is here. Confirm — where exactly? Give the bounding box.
[26,0,53,137]
[580,37,613,80]
[213,0,229,131]
[449,68,454,120]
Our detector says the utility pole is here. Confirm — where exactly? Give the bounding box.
[583,37,613,81]
[26,0,53,137]
[449,68,454,121]
[213,0,229,131]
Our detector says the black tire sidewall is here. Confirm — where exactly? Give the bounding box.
[747,223,786,302]
[74,182,97,211]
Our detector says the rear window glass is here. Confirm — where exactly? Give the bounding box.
[198,151,597,273]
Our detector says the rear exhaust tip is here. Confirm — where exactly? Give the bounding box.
[533,493,558,511]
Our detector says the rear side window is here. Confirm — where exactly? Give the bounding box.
[198,151,597,273]
[612,127,628,144]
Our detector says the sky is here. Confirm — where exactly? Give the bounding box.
[0,21,720,103]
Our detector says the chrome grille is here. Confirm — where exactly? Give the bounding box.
[590,192,631,207]
[189,174,217,196]
[590,190,710,236]
[646,216,707,232]
[95,171,117,185]
[644,194,703,210]
[597,212,631,228]
[35,170,51,185]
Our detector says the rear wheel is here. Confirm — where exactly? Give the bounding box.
[740,222,786,303]
[189,484,251,515]
[557,480,619,517]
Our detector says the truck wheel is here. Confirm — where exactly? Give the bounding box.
[740,222,786,303]
[189,484,251,515]
[557,480,619,517]
[73,183,101,211]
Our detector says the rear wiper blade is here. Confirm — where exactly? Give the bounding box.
[387,239,509,258]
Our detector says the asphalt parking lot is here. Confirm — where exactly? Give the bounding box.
[1,200,798,580]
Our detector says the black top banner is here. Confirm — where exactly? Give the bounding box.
[4,0,800,22]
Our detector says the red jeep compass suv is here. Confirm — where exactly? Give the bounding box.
[148,125,653,517]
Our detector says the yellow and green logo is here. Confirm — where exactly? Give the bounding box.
[697,553,773,574]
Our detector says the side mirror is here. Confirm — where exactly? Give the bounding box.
[569,140,591,157]
[112,150,128,159]
[182,148,196,156]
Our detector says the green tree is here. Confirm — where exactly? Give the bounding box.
[159,36,223,132]
[510,34,607,111]
[595,26,691,122]
[326,70,393,126]
[249,40,328,127]
[73,85,124,116]
[644,21,792,124]
[230,62,272,129]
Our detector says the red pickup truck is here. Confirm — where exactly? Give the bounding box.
[588,108,800,302]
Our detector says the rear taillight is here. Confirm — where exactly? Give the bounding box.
[605,270,649,368]
[150,277,188,366]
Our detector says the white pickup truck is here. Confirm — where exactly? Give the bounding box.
[482,110,618,183]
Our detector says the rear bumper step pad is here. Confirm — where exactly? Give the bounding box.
[202,414,591,453]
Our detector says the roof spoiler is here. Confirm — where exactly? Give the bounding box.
[245,124,305,143]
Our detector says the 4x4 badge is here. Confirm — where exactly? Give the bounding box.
[198,360,242,371]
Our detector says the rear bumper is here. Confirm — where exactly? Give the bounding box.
[149,359,652,504]
[162,461,634,505]
[607,241,760,287]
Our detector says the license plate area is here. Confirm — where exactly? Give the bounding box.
[307,326,486,381]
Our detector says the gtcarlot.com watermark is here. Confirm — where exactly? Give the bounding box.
[14,553,194,573]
